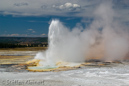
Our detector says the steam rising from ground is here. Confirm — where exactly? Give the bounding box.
[35,1,129,66]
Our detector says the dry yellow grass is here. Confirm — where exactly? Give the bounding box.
[0,55,34,64]
[27,67,77,72]
[0,47,47,64]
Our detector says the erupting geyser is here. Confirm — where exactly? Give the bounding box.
[33,1,129,68]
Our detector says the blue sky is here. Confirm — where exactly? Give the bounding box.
[0,0,129,37]
[0,15,83,37]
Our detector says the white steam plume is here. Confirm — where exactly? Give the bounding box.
[35,1,129,66]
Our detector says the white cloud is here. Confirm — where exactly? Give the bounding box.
[9,34,19,36]
[41,34,46,36]
[0,0,93,16]
[28,29,33,31]
[27,29,36,33]
[73,4,80,8]
[1,34,20,37]
[0,0,128,22]
[53,2,81,11]
[40,34,47,37]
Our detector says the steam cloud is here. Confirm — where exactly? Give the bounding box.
[35,1,129,66]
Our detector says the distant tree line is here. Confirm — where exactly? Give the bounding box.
[0,43,27,48]
[0,37,48,48]
[0,43,48,48]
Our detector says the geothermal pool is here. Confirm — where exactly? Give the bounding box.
[0,62,129,86]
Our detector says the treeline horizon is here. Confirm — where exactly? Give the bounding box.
[0,37,48,48]
[0,43,48,48]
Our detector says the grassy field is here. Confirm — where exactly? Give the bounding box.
[0,47,47,64]
[0,55,33,64]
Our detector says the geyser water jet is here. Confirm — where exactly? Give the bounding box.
[34,1,129,67]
